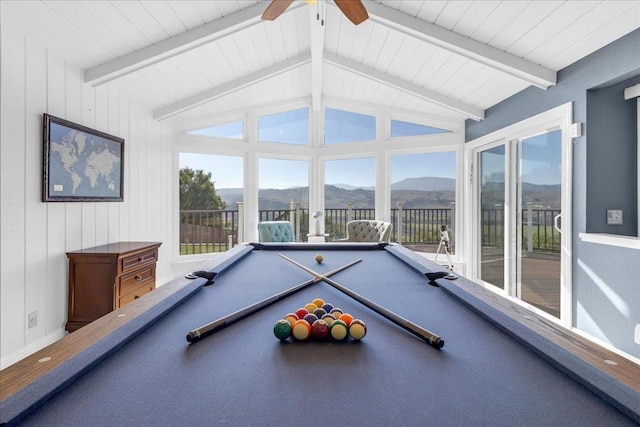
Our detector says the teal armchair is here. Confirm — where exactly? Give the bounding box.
[257,221,296,242]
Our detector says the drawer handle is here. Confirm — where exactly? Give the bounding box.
[134,275,142,281]
[138,257,144,262]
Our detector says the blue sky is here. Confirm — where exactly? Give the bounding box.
[182,109,457,189]
[182,110,559,189]
[481,130,561,186]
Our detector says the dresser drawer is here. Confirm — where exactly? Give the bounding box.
[120,249,158,273]
[118,282,155,307]
[66,242,161,332]
[118,265,155,296]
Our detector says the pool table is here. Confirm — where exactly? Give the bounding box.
[1,243,639,426]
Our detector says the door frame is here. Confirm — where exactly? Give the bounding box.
[465,103,573,327]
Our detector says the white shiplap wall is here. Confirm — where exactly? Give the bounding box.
[0,9,175,368]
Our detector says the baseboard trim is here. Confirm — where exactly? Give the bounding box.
[0,328,67,370]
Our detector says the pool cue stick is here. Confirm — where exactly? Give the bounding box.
[186,258,362,343]
[278,253,444,349]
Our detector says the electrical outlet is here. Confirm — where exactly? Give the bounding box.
[28,311,37,329]
[635,324,640,345]
[606,209,623,225]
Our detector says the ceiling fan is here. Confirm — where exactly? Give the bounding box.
[262,0,369,25]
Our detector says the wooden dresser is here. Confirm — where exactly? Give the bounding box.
[66,241,162,332]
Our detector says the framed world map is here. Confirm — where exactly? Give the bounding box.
[43,114,124,202]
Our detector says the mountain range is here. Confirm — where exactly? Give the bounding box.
[216,176,559,210]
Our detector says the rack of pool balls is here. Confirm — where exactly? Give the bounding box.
[273,298,367,342]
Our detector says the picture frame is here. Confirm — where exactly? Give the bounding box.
[43,114,124,202]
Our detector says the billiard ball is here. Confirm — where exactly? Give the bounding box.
[284,313,299,326]
[348,319,367,340]
[310,319,330,340]
[321,303,334,313]
[292,319,311,340]
[321,313,335,326]
[312,298,325,308]
[338,313,354,326]
[313,307,327,318]
[330,319,348,341]
[303,313,319,325]
[330,308,343,318]
[315,254,324,263]
[305,303,318,312]
[295,308,309,319]
[273,319,292,340]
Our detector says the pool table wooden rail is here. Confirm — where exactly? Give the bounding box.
[436,271,640,394]
[0,244,247,402]
[388,244,640,395]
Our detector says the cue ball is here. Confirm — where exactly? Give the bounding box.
[348,319,367,340]
[273,319,292,340]
[315,254,324,263]
[292,319,311,340]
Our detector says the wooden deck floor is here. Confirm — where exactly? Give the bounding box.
[480,250,561,318]
[407,244,561,318]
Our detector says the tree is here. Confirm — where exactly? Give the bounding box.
[179,167,227,211]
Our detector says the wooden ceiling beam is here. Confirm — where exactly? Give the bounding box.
[364,1,557,89]
[84,2,303,86]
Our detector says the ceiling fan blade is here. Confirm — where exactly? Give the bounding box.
[334,0,368,25]
[262,0,295,21]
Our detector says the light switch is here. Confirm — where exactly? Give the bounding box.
[606,210,623,225]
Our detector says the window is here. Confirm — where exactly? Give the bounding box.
[390,152,456,254]
[258,158,309,239]
[179,153,243,255]
[258,108,309,145]
[324,158,376,239]
[325,108,376,144]
[186,120,243,139]
[391,119,451,138]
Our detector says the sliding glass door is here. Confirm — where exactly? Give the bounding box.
[479,144,506,290]
[517,131,562,317]
[474,128,567,320]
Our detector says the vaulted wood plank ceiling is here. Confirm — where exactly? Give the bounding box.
[5,0,639,130]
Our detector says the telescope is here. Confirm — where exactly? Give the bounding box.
[435,224,453,270]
